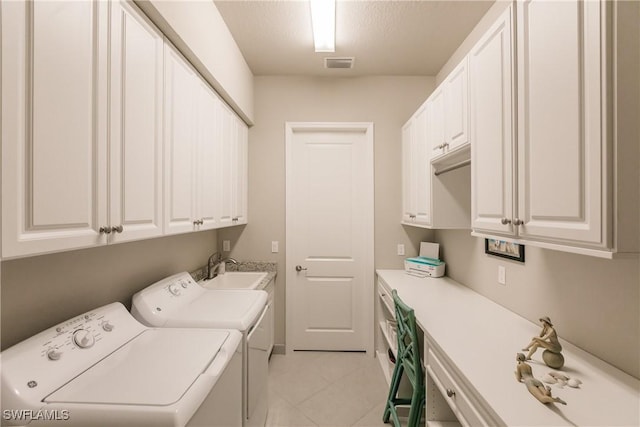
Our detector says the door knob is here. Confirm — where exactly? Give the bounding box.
[513,218,524,226]
[295,265,307,272]
[111,225,123,233]
[99,226,111,234]
[501,218,512,225]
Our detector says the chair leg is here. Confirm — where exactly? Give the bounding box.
[383,363,404,424]
[406,383,425,427]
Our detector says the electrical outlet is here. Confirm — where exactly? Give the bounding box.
[498,265,506,285]
[397,244,405,256]
[271,241,279,253]
[223,240,231,252]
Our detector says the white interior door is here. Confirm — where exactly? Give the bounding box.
[286,123,374,353]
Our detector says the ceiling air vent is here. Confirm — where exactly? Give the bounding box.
[324,57,355,69]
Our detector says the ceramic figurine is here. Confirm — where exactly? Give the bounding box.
[522,316,565,369]
[515,353,567,405]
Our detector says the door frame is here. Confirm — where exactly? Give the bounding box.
[285,122,375,355]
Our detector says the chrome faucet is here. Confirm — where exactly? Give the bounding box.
[206,253,238,280]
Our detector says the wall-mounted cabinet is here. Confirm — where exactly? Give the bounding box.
[401,104,431,226]
[402,100,471,230]
[430,58,469,161]
[1,0,249,260]
[470,0,636,258]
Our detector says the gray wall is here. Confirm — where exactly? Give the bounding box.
[219,76,436,347]
[1,231,218,349]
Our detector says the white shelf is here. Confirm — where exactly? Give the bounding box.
[378,320,397,356]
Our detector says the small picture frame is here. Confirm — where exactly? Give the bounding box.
[485,238,525,262]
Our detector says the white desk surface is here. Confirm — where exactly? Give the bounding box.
[376,269,640,427]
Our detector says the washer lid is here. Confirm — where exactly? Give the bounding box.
[162,290,267,331]
[45,329,229,406]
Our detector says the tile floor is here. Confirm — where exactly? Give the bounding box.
[266,351,390,427]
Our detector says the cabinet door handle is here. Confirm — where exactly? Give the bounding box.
[513,218,523,226]
[99,226,111,234]
[295,265,307,272]
[446,389,456,398]
[501,218,512,225]
[111,225,123,234]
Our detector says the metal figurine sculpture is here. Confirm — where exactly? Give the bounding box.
[515,353,567,405]
[522,316,565,369]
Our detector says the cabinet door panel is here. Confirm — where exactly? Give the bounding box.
[218,106,235,227]
[110,0,163,242]
[414,105,431,225]
[197,83,222,229]
[429,88,447,156]
[2,1,108,258]
[517,0,604,245]
[164,45,197,234]
[471,6,515,234]
[232,119,249,224]
[444,59,469,151]
[401,121,415,222]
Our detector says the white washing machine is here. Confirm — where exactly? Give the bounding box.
[1,302,242,427]
[131,272,269,427]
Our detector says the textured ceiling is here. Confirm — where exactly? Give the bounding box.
[214,0,494,76]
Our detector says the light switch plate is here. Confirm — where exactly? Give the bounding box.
[397,244,405,256]
[498,265,506,285]
[223,240,231,252]
[271,241,279,253]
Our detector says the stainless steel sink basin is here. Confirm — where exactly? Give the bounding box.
[199,272,268,290]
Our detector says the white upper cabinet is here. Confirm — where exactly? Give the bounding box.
[470,5,515,235]
[218,104,249,227]
[164,43,199,235]
[109,0,164,244]
[469,0,636,257]
[515,0,604,246]
[402,103,431,226]
[232,118,249,225]
[431,58,470,161]
[2,1,109,258]
[444,59,469,152]
[196,82,223,231]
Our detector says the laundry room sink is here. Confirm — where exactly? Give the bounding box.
[200,272,268,290]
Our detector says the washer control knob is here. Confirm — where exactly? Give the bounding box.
[168,284,181,296]
[73,329,95,349]
[47,349,62,361]
[180,280,189,288]
[102,322,114,332]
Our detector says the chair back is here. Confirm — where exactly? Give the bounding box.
[392,289,423,387]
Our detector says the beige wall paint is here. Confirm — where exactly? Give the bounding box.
[219,76,436,347]
[436,230,640,379]
[1,231,218,350]
[135,0,254,124]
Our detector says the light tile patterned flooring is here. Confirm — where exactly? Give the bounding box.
[266,351,390,427]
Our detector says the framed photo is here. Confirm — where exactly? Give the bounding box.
[485,238,525,262]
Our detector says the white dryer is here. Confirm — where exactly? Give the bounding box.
[1,302,242,427]
[131,272,269,427]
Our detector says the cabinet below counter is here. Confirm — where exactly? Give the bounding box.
[376,269,639,427]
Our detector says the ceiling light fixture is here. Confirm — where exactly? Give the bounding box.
[310,0,335,53]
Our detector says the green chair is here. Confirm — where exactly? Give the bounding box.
[383,290,425,427]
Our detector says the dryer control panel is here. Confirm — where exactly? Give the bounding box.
[1,303,146,413]
[131,272,206,326]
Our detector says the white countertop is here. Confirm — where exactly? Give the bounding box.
[376,269,640,427]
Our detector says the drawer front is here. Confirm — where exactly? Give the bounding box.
[377,279,395,317]
[428,348,488,427]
